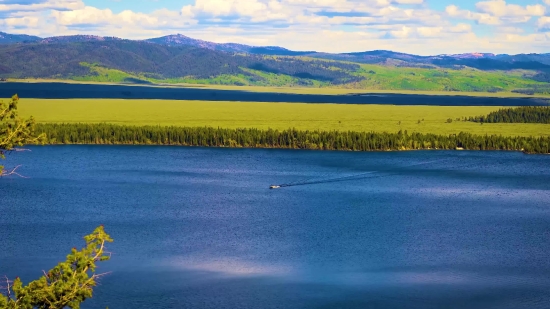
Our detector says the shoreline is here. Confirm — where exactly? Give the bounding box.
[31,142,550,155]
[34,123,550,155]
[3,82,550,106]
[5,79,550,99]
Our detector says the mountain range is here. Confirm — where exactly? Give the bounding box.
[3,32,550,67]
[0,31,549,93]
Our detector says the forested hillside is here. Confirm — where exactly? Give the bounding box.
[144,34,550,71]
[0,41,361,85]
[0,38,548,91]
[0,31,41,44]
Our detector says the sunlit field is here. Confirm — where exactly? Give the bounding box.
[18,99,550,137]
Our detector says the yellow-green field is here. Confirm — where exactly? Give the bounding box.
[18,99,550,137]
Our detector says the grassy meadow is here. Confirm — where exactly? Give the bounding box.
[349,64,546,92]
[11,58,550,96]
[18,99,550,137]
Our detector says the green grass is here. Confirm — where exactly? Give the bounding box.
[164,65,548,92]
[350,65,547,92]
[71,63,139,83]
[36,60,550,93]
[18,99,550,137]
[238,68,329,87]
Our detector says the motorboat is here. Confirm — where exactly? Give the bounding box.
[269,185,281,189]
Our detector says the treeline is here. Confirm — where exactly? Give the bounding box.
[467,106,550,124]
[34,123,550,154]
[512,86,550,95]
[0,41,362,84]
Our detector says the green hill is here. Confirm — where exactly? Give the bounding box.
[0,40,548,93]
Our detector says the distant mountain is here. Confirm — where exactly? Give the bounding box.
[145,34,315,56]
[0,40,362,85]
[317,50,430,66]
[145,34,248,52]
[0,32,41,44]
[316,50,550,71]
[0,33,127,45]
[344,50,427,59]
[38,35,123,44]
[0,38,547,93]
[430,57,550,70]
[493,53,550,66]
[0,31,549,89]
[145,35,550,70]
[3,31,549,70]
[441,53,496,59]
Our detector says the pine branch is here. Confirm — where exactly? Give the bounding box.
[0,165,28,178]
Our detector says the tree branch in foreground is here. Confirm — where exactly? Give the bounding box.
[0,94,46,176]
[0,165,28,178]
[0,226,114,309]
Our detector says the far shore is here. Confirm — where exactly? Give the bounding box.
[4,78,550,99]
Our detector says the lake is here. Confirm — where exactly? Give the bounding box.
[2,82,550,106]
[1,146,550,308]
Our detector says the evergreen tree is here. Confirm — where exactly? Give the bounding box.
[33,123,550,154]
[1,94,112,309]
[0,94,45,176]
[468,106,550,124]
[0,226,113,309]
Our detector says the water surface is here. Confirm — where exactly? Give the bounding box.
[2,82,549,106]
[1,146,550,308]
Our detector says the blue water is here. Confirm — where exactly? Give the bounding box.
[2,82,549,106]
[1,146,550,308]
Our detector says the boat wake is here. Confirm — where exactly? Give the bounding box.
[269,159,446,189]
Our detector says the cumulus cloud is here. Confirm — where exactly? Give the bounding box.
[538,16,550,31]
[50,6,192,29]
[0,0,83,14]
[180,0,431,25]
[447,0,546,25]
[0,0,549,54]
[446,5,500,25]
[0,15,40,27]
[475,0,545,17]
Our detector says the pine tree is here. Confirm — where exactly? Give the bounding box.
[0,94,45,176]
[1,226,113,309]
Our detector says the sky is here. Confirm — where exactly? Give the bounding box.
[1,0,550,55]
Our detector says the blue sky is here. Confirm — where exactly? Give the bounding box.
[1,0,549,54]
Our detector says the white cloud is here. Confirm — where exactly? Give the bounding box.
[183,0,269,18]
[447,0,546,25]
[389,26,413,38]
[0,0,549,55]
[449,23,472,33]
[476,0,545,17]
[494,26,525,34]
[538,16,550,31]
[446,5,500,25]
[180,0,431,25]
[51,6,114,26]
[0,16,40,27]
[50,5,196,30]
[0,0,84,14]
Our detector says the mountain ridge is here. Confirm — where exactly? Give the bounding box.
[3,31,549,70]
[0,31,548,93]
[3,31,546,60]
[0,32,42,44]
